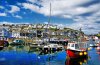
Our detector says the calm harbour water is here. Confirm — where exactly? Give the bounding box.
[0,46,100,65]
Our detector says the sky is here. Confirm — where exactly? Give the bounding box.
[0,0,100,34]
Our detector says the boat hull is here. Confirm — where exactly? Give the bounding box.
[66,49,87,58]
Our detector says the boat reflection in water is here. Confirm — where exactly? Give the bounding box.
[96,45,100,60]
[0,40,9,50]
[65,56,89,65]
[2,45,30,53]
[28,46,63,55]
[1,45,100,65]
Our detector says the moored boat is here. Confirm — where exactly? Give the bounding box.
[10,39,25,45]
[43,44,64,52]
[0,40,9,50]
[66,28,88,58]
[66,42,88,58]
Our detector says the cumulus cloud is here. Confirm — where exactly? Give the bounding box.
[9,5,20,13]
[24,0,93,16]
[0,13,7,16]
[22,0,100,19]
[22,3,39,12]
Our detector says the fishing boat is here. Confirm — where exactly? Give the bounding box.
[10,39,25,45]
[66,42,88,58]
[43,43,63,51]
[66,28,88,58]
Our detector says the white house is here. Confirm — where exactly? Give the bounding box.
[11,28,21,38]
[0,27,11,40]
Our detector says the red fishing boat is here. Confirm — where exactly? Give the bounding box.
[66,28,88,58]
[66,42,88,58]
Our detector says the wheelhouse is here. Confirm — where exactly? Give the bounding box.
[67,42,87,51]
[67,43,79,50]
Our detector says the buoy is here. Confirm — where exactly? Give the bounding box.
[88,48,91,50]
[84,52,87,55]
[79,62,82,65]
[79,52,83,56]
[84,60,87,63]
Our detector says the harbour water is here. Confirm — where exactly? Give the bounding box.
[0,45,100,65]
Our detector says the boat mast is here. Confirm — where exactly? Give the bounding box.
[47,3,51,42]
[48,3,51,25]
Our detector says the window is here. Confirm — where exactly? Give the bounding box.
[75,44,79,49]
[68,44,70,47]
[71,44,74,47]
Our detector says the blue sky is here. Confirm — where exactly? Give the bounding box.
[0,0,100,34]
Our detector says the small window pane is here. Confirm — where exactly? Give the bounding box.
[71,44,74,47]
[75,44,79,49]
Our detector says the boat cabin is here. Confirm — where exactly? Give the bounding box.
[67,42,87,51]
[67,43,79,50]
[66,42,88,58]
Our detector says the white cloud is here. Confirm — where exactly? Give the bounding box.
[74,3,100,15]
[0,13,7,16]
[9,5,20,13]
[62,15,72,18]
[0,21,30,25]
[22,3,39,12]
[0,6,4,9]
[23,0,93,16]
[28,0,36,3]
[14,15,22,19]
[65,21,100,34]
[51,21,100,34]
[44,22,48,24]
[22,0,100,34]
